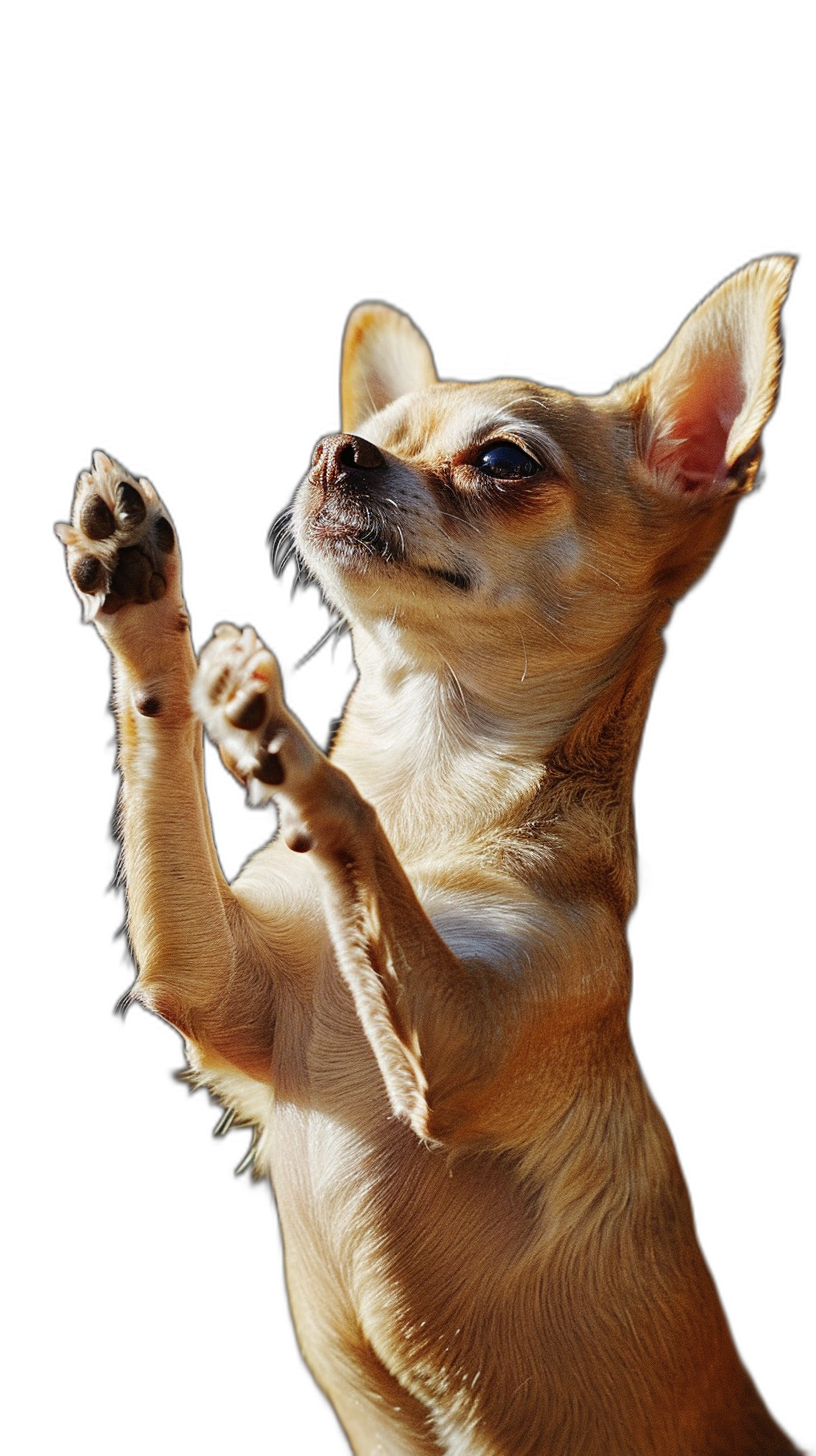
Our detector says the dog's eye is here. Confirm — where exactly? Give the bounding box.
[475,443,540,479]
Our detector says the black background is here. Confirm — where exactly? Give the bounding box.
[39,190,810,1444]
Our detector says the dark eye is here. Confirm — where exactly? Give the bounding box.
[475,442,540,479]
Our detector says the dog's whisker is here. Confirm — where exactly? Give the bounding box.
[213,1107,235,1136]
[583,559,624,590]
[519,608,569,650]
[436,509,483,534]
[296,617,349,668]
[234,1151,256,1175]
[517,625,529,684]
[268,507,294,563]
[436,652,471,724]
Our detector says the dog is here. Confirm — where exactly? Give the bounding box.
[57,257,798,1455]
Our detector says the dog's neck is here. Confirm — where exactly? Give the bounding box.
[333,612,662,896]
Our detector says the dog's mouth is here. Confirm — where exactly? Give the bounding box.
[307,491,405,565]
[272,433,477,600]
[314,508,481,598]
[307,499,476,594]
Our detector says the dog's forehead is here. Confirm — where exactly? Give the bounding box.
[360,379,615,475]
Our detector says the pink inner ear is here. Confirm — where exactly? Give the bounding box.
[661,356,746,491]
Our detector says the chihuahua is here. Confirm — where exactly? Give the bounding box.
[57,257,798,1455]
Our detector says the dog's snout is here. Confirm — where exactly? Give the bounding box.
[311,433,385,492]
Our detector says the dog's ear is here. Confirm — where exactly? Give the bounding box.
[341,303,438,432]
[622,256,795,496]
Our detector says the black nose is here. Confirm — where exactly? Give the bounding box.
[311,433,385,491]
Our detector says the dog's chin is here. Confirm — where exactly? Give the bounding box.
[300,530,476,619]
[293,496,476,609]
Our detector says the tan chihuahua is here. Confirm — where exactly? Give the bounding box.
[57,258,798,1455]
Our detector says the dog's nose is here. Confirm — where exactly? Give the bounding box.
[311,433,385,491]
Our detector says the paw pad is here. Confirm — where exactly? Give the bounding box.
[80,495,116,541]
[225,693,267,731]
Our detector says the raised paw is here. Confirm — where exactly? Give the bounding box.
[56,450,179,623]
[193,625,291,795]
[195,624,375,854]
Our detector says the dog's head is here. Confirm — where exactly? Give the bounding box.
[287,258,793,706]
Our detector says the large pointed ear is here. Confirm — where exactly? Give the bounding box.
[341,303,438,432]
[622,256,795,496]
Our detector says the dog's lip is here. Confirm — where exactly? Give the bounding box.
[298,485,473,589]
[311,510,369,538]
[308,494,395,539]
[306,523,473,593]
[304,499,405,567]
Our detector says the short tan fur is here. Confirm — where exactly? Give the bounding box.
[57,257,798,1455]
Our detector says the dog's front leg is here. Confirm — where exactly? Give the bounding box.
[57,453,277,1075]
[197,625,503,1144]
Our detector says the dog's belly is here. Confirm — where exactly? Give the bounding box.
[268,1100,544,1453]
[265,1094,775,1456]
